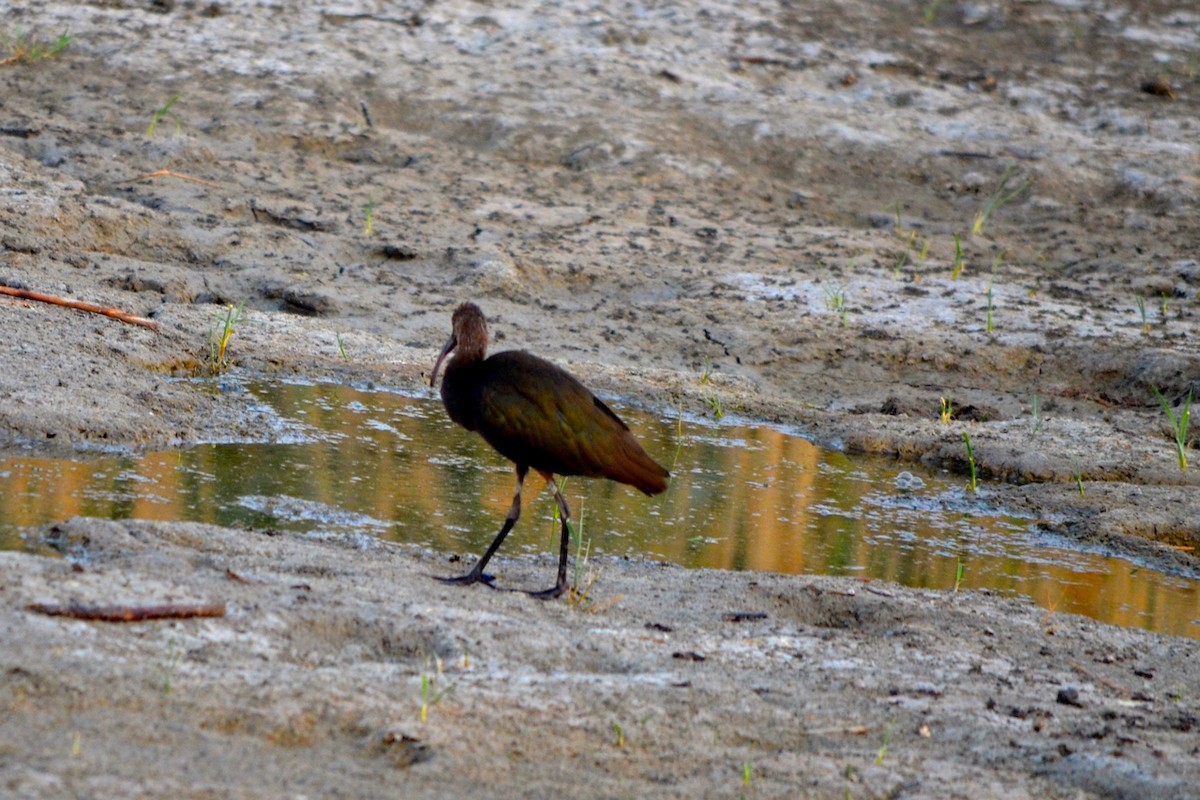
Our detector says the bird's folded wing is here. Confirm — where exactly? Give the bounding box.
[476,367,619,476]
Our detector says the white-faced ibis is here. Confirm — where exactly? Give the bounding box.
[430,302,669,598]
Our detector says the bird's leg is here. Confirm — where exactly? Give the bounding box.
[437,465,527,588]
[525,473,571,600]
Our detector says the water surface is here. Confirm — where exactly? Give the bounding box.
[1,380,1195,638]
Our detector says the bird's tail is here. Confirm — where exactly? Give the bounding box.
[611,434,670,496]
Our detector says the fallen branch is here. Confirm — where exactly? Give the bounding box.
[1071,661,1133,697]
[27,602,226,622]
[0,286,160,331]
[133,168,221,188]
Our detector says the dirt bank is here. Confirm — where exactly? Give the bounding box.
[4,518,1199,799]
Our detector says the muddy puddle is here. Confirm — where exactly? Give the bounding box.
[2,380,1196,638]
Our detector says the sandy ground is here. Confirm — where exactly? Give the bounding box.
[1,0,1199,797]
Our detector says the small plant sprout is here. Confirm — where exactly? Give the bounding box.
[568,502,598,603]
[551,482,604,608]
[954,560,965,592]
[972,164,1030,235]
[1186,52,1200,81]
[1030,393,1042,438]
[951,233,965,279]
[875,722,894,766]
[940,396,953,424]
[0,30,70,66]
[1136,293,1150,334]
[613,722,625,748]
[71,730,81,758]
[743,760,752,785]
[147,94,182,137]
[699,355,714,384]
[924,0,949,22]
[161,637,182,695]
[1152,386,1192,471]
[963,431,978,491]
[336,332,349,361]
[668,393,686,478]
[706,393,724,420]
[209,302,245,375]
[419,657,453,723]
[823,282,849,326]
[364,198,376,235]
[1073,463,1085,496]
[985,283,995,333]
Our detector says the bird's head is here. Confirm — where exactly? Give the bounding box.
[431,302,489,387]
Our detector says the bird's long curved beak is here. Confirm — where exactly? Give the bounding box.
[430,334,457,387]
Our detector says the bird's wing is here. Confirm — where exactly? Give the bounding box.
[474,353,624,477]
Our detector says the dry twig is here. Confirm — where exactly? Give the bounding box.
[133,168,221,188]
[27,602,226,622]
[1071,661,1134,697]
[0,286,159,331]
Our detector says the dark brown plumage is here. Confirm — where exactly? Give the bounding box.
[430,302,669,598]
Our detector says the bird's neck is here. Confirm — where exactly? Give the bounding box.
[448,341,485,371]
[440,348,486,430]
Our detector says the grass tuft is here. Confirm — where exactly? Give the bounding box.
[208,302,244,375]
[147,94,182,137]
[419,657,454,723]
[972,164,1030,235]
[161,637,181,695]
[963,432,978,491]
[951,233,965,279]
[706,393,724,420]
[364,199,376,235]
[1152,386,1192,471]
[985,283,995,333]
[875,722,894,765]
[1136,293,1150,334]
[0,30,70,67]
[824,282,849,326]
[940,396,953,424]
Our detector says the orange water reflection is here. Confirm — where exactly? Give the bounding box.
[1,381,1196,639]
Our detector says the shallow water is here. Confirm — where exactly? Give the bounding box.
[2,380,1196,638]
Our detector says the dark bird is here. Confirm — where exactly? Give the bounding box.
[430,302,669,598]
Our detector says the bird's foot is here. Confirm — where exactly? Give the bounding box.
[433,571,496,588]
[522,582,568,601]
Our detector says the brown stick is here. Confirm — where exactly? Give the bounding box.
[1071,661,1133,697]
[0,286,160,331]
[134,168,221,188]
[27,602,226,622]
